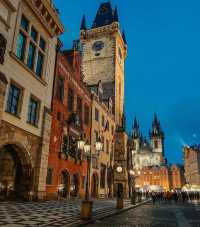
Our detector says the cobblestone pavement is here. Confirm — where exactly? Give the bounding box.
[0,198,139,227]
[86,200,200,227]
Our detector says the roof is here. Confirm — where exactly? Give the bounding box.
[92,2,118,28]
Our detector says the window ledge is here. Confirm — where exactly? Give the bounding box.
[26,121,39,129]
[10,52,47,86]
[5,110,21,119]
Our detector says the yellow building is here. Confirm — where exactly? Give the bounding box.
[89,81,115,198]
[0,0,63,200]
[80,2,127,127]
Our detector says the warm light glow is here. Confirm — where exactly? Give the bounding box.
[129,170,135,175]
[96,137,103,152]
[77,139,85,150]
[84,142,91,153]
[116,166,123,173]
[138,170,141,175]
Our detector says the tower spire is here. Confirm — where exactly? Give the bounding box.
[132,117,140,139]
[114,6,119,22]
[80,15,87,30]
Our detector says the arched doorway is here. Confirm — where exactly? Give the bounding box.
[59,170,70,198]
[70,174,79,197]
[0,144,32,200]
[91,173,98,198]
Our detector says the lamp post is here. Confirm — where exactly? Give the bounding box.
[80,137,103,220]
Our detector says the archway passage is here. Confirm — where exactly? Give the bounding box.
[91,173,98,198]
[70,174,79,197]
[59,170,70,198]
[0,144,32,200]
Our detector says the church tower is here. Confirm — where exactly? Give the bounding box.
[80,2,127,127]
[149,114,165,161]
[132,117,140,152]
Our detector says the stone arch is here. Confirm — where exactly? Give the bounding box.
[70,173,80,197]
[59,170,70,198]
[0,142,33,200]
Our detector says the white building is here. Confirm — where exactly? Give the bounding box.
[130,115,165,170]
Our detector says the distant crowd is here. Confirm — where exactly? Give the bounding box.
[146,191,200,204]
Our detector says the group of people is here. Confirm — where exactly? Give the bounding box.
[148,191,200,204]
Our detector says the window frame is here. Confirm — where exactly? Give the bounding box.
[6,82,23,117]
[27,95,40,126]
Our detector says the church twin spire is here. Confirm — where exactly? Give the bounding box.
[132,114,164,140]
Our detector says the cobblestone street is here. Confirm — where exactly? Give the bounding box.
[0,199,139,227]
[86,201,200,227]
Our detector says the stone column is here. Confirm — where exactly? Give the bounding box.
[35,107,52,200]
[0,72,8,123]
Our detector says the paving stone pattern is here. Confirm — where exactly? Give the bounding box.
[0,199,134,227]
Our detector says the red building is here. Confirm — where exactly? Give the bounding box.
[46,45,92,199]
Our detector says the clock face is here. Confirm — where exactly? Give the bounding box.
[92,41,104,52]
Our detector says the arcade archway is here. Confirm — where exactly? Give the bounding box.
[0,144,33,200]
[59,170,70,198]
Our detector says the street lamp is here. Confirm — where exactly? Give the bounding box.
[95,136,103,153]
[77,135,85,150]
[116,166,123,173]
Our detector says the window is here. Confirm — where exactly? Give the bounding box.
[68,88,74,112]
[27,42,36,69]
[31,27,38,42]
[6,84,21,116]
[36,51,44,77]
[56,77,64,102]
[39,37,46,51]
[16,32,26,60]
[27,96,40,126]
[20,15,29,31]
[95,108,99,122]
[46,168,53,185]
[77,97,82,123]
[15,15,46,77]
[95,131,98,142]
[102,115,105,127]
[84,104,89,125]
[155,141,158,149]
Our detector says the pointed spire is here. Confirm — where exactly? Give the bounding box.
[153,113,158,126]
[114,6,119,22]
[80,15,87,30]
[122,30,127,45]
[133,117,138,129]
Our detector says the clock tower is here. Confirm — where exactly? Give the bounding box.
[80,2,127,127]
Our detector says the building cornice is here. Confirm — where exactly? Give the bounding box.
[25,0,64,37]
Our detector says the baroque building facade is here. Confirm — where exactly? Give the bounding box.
[46,46,91,199]
[130,115,165,171]
[0,0,63,200]
[89,81,115,198]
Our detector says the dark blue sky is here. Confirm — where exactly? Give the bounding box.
[54,0,200,164]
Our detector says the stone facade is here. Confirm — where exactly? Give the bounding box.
[114,130,129,198]
[80,2,127,126]
[89,82,115,198]
[0,0,63,200]
[184,145,200,186]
